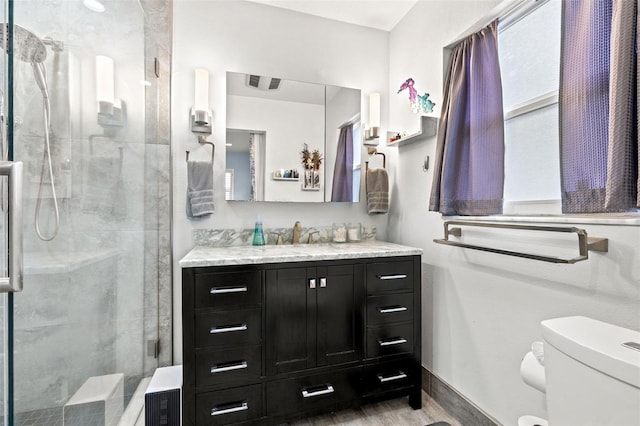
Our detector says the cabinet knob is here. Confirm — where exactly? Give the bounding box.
[320,277,327,288]
[309,278,316,289]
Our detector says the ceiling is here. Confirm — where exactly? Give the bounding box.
[246,0,419,31]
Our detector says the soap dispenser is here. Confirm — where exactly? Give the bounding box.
[252,216,265,246]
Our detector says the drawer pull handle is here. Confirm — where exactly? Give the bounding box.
[377,371,408,383]
[301,384,334,398]
[378,305,408,314]
[378,337,408,347]
[210,286,248,294]
[210,360,248,374]
[377,274,408,280]
[211,401,248,416]
[210,323,247,334]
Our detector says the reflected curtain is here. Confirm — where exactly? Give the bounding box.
[249,133,265,202]
[331,124,353,202]
[559,0,638,213]
[429,21,505,215]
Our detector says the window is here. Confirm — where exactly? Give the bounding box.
[225,169,234,200]
[498,0,562,214]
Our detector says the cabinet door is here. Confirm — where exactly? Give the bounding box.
[316,264,363,366]
[266,267,317,375]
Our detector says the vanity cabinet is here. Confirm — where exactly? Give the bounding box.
[265,262,364,375]
[182,252,421,425]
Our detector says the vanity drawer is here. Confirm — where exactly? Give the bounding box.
[366,323,413,358]
[367,292,414,325]
[266,367,361,417]
[195,270,261,309]
[366,260,414,294]
[195,308,261,349]
[195,345,262,388]
[363,358,417,397]
[196,384,262,425]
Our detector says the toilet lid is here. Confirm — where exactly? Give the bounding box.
[542,316,640,388]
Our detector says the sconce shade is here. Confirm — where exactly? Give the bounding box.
[369,92,380,128]
[96,55,114,105]
[194,68,209,112]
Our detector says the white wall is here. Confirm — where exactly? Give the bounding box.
[172,0,390,362]
[227,95,325,202]
[388,1,640,425]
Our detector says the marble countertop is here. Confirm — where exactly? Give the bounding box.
[179,240,423,268]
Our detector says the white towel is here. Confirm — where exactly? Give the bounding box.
[366,168,389,214]
[187,160,214,218]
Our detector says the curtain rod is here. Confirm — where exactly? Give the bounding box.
[444,0,548,49]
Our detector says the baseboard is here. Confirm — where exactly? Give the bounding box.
[422,367,501,426]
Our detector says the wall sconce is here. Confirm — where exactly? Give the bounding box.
[191,68,212,143]
[96,55,126,133]
[365,92,380,141]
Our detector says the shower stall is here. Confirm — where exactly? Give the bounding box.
[0,0,172,424]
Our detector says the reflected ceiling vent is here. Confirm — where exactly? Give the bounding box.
[246,74,282,91]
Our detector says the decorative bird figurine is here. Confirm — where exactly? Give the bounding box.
[398,78,436,114]
[417,92,435,113]
[397,78,418,103]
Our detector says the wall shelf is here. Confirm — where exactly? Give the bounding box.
[387,115,438,147]
[272,173,299,181]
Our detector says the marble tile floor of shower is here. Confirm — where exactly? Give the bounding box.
[286,391,461,426]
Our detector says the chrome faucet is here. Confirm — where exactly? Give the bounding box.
[307,231,320,244]
[293,221,302,244]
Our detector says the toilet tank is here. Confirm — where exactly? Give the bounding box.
[541,316,640,426]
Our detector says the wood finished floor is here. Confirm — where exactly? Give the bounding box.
[286,391,462,426]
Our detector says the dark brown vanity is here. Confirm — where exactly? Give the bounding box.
[181,242,422,425]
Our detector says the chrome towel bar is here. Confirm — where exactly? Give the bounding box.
[433,220,608,264]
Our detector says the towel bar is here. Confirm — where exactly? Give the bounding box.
[433,220,608,264]
[186,139,215,162]
[365,147,386,172]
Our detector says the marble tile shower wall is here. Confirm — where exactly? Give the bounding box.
[15,254,118,413]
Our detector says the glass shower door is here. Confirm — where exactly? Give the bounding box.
[5,0,168,425]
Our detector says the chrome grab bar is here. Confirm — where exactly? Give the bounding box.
[210,324,247,334]
[433,220,608,264]
[377,274,407,280]
[377,371,408,383]
[378,306,408,314]
[378,337,407,347]
[301,384,334,398]
[210,286,247,294]
[0,161,23,293]
[211,401,248,416]
[211,360,248,374]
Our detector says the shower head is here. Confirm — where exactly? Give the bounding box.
[1,23,47,63]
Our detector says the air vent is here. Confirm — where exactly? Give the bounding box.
[248,74,260,88]
[268,78,281,90]
[246,74,282,91]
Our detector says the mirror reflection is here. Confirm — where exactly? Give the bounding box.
[225,71,361,202]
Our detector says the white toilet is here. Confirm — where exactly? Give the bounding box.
[541,316,640,426]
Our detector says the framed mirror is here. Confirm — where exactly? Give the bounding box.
[225,71,361,202]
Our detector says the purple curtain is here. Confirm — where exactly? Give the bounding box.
[560,0,638,213]
[429,21,505,215]
[331,125,353,202]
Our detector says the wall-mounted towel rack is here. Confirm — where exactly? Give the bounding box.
[365,147,386,172]
[433,221,608,264]
[186,139,215,162]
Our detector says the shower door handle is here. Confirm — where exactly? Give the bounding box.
[0,161,23,292]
